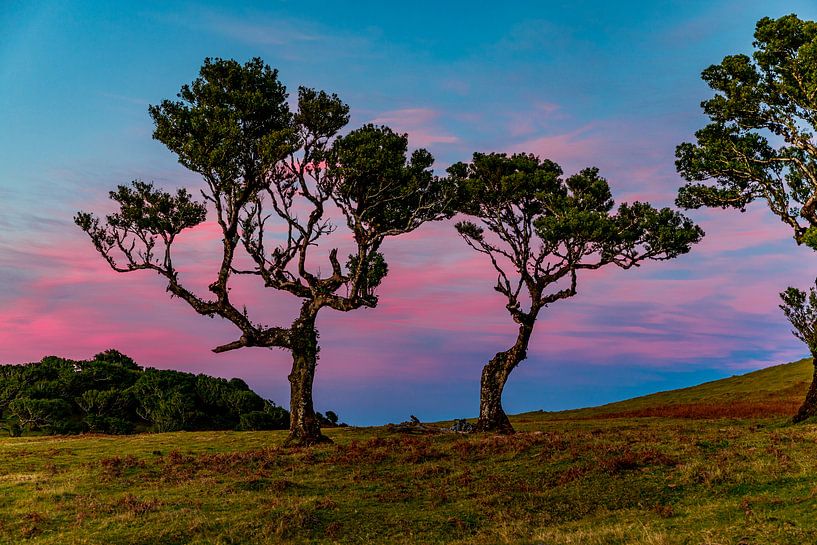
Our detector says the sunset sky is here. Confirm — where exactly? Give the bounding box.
[3,1,817,425]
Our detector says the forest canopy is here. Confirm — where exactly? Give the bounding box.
[0,350,341,436]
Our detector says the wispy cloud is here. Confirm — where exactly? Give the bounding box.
[371,108,460,147]
[197,11,321,46]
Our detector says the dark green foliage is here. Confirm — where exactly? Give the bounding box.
[8,398,72,432]
[150,57,296,182]
[675,14,817,245]
[330,124,450,235]
[0,351,313,435]
[315,411,345,427]
[105,181,206,238]
[345,251,388,296]
[75,182,206,274]
[76,389,133,433]
[238,403,290,431]
[94,349,141,370]
[324,410,339,425]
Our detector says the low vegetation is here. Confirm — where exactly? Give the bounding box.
[2,359,816,544]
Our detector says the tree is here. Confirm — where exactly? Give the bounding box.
[780,282,817,421]
[0,366,24,420]
[8,398,71,432]
[675,14,817,421]
[129,370,197,432]
[324,410,339,425]
[94,349,141,371]
[449,153,702,433]
[75,57,450,445]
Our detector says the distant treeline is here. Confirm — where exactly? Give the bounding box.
[0,350,342,436]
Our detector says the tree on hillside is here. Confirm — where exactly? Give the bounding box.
[449,153,702,433]
[75,58,450,445]
[780,282,817,421]
[675,14,817,421]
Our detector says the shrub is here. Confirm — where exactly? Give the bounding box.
[238,409,289,431]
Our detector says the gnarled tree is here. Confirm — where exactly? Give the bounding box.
[675,15,817,422]
[76,58,450,445]
[449,153,702,433]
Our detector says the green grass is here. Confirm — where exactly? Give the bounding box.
[2,359,817,544]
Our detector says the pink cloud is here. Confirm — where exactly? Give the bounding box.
[370,108,460,147]
[506,124,602,173]
[506,102,563,137]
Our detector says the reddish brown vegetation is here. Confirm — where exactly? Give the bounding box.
[113,493,163,516]
[20,513,44,538]
[451,432,566,460]
[596,446,677,474]
[99,455,145,480]
[595,400,801,420]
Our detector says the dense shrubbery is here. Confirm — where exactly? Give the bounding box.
[0,350,343,436]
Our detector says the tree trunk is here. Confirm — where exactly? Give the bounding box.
[285,308,330,446]
[793,358,817,423]
[475,322,534,434]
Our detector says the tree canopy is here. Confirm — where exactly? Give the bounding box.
[451,153,702,324]
[0,351,307,436]
[676,14,817,248]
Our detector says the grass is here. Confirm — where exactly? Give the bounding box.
[2,359,817,544]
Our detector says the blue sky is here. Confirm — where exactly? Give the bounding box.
[2,1,817,425]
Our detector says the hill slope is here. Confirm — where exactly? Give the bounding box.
[528,358,813,421]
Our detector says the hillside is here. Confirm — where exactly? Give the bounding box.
[2,360,817,545]
[520,358,813,422]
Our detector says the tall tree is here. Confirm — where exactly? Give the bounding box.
[675,14,817,421]
[76,58,450,445]
[449,153,702,433]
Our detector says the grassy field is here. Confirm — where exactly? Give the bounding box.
[2,359,817,545]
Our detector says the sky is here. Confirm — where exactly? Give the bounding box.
[2,1,817,425]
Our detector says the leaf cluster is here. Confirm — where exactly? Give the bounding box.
[450,153,702,319]
[150,57,296,187]
[330,124,451,236]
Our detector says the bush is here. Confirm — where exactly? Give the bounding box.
[324,410,339,425]
[5,421,21,437]
[84,415,134,434]
[8,398,72,432]
[238,408,290,431]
